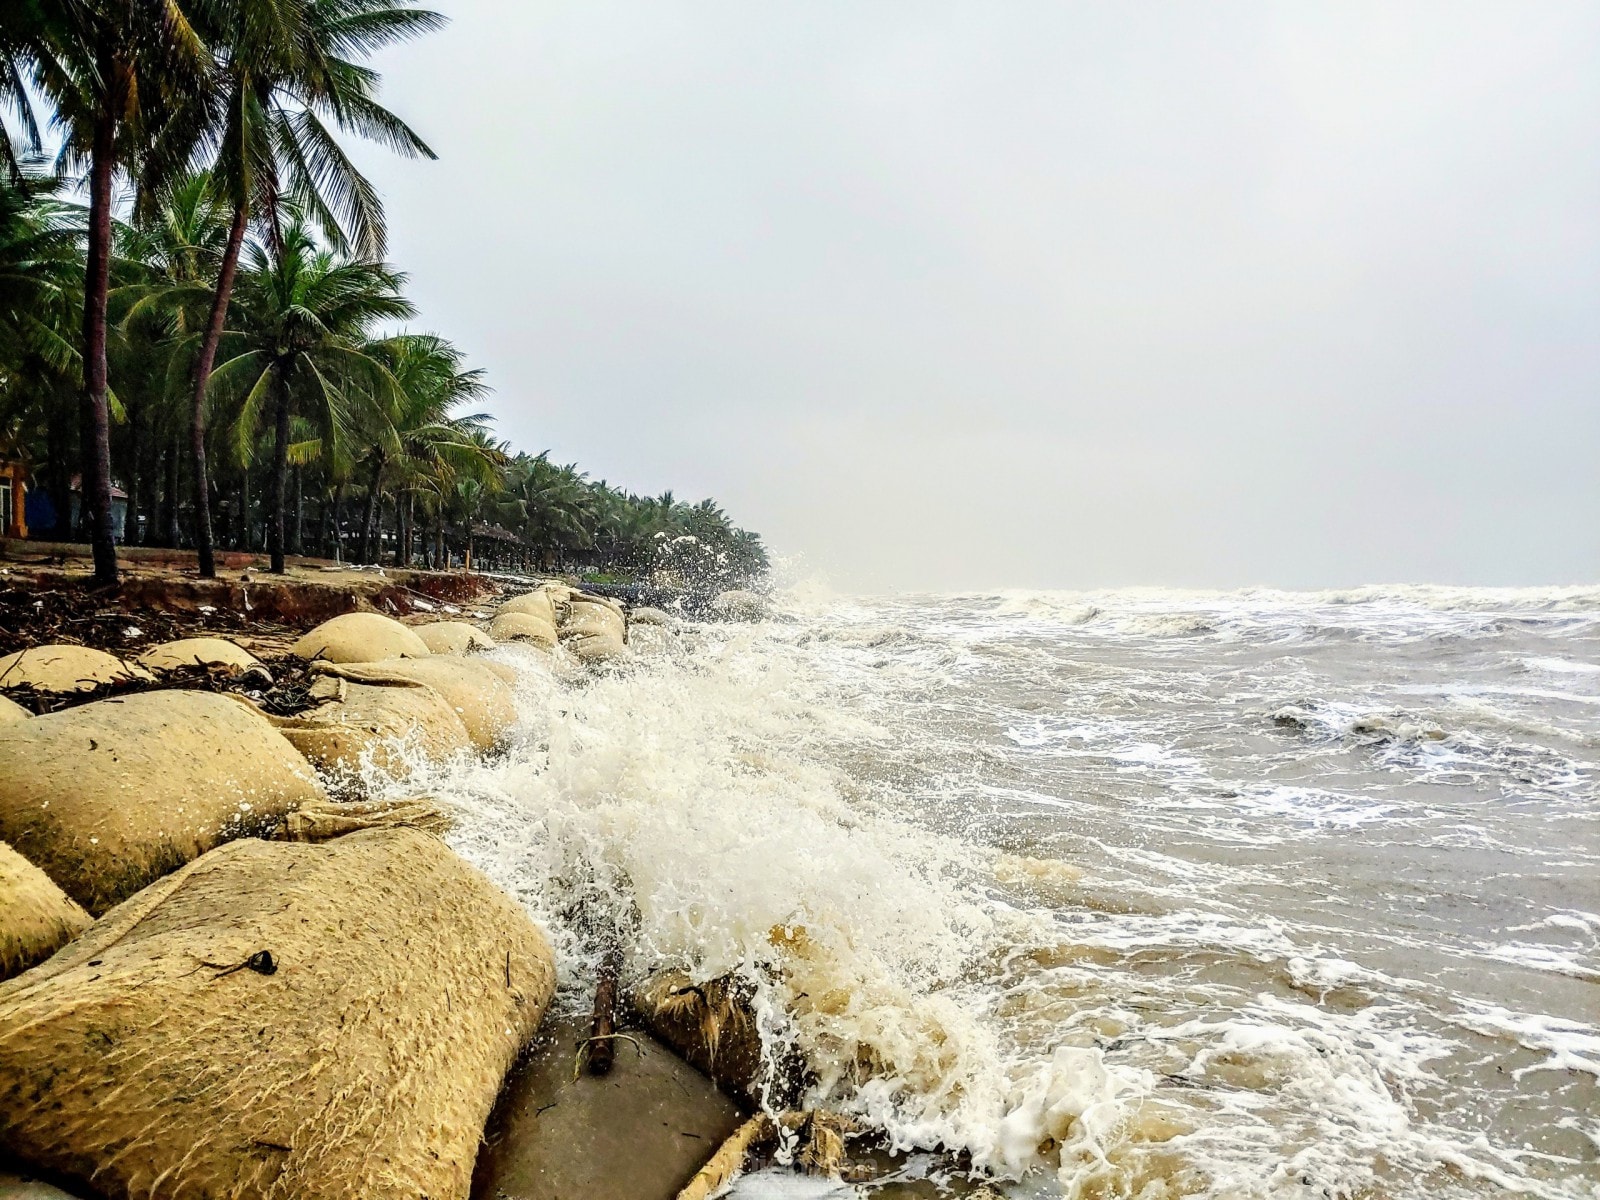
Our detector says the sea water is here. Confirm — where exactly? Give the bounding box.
[386,585,1598,1198]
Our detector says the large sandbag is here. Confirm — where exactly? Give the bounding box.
[310,657,517,751]
[0,695,27,723]
[0,645,153,697]
[477,659,522,685]
[488,611,557,650]
[290,611,430,664]
[629,606,674,626]
[497,590,557,625]
[0,690,327,914]
[0,828,555,1200]
[632,971,772,1110]
[564,631,627,665]
[415,621,497,655]
[267,679,473,776]
[135,636,267,680]
[559,596,628,663]
[0,840,90,981]
[471,1016,742,1200]
[563,598,624,633]
[561,595,626,641]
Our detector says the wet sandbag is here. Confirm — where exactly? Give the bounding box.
[266,678,473,777]
[632,971,771,1110]
[472,1015,742,1200]
[488,611,557,650]
[415,621,497,655]
[135,636,267,680]
[0,695,27,723]
[0,827,556,1200]
[564,631,627,664]
[477,659,522,685]
[0,645,153,697]
[290,611,430,664]
[560,597,627,664]
[278,796,454,842]
[310,657,518,750]
[562,595,626,640]
[497,590,557,625]
[629,606,674,626]
[0,840,90,981]
[0,690,327,914]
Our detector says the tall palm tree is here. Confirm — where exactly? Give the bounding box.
[362,332,494,565]
[208,221,411,573]
[185,0,441,576]
[24,0,211,582]
[113,170,232,543]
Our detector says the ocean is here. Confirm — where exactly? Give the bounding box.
[410,584,1598,1198]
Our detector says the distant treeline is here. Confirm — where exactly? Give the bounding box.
[0,0,767,588]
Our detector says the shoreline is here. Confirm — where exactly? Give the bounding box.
[0,558,836,1200]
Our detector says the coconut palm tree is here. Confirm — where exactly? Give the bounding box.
[208,220,410,573]
[184,0,441,576]
[112,170,234,542]
[360,332,497,565]
[23,0,213,582]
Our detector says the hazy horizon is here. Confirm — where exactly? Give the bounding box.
[353,1,1599,592]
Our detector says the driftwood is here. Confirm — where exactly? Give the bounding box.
[586,944,625,1076]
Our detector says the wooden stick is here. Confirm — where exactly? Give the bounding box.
[586,943,623,1075]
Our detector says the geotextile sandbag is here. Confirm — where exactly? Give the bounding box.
[266,678,473,777]
[290,611,430,664]
[565,631,628,665]
[0,645,153,697]
[630,606,674,626]
[632,971,769,1110]
[415,621,496,655]
[488,611,558,650]
[135,636,266,679]
[477,659,522,685]
[0,840,90,981]
[277,796,454,842]
[562,596,626,641]
[310,657,518,751]
[497,590,558,625]
[0,827,556,1200]
[0,694,27,723]
[0,690,328,914]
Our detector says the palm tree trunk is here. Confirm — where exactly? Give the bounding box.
[123,401,141,545]
[240,466,252,551]
[81,104,119,584]
[358,458,382,563]
[162,438,181,549]
[292,466,304,555]
[331,483,346,563]
[190,204,248,578]
[268,376,291,574]
[403,492,415,567]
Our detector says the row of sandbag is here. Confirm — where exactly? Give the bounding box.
[0,634,558,1197]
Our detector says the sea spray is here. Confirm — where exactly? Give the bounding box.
[366,586,1596,1197]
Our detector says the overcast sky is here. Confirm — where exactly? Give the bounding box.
[356,1,1600,592]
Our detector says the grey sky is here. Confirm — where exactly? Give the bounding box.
[357,1,1600,592]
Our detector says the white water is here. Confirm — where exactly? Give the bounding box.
[378,585,1598,1198]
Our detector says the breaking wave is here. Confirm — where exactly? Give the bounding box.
[369,584,1596,1197]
